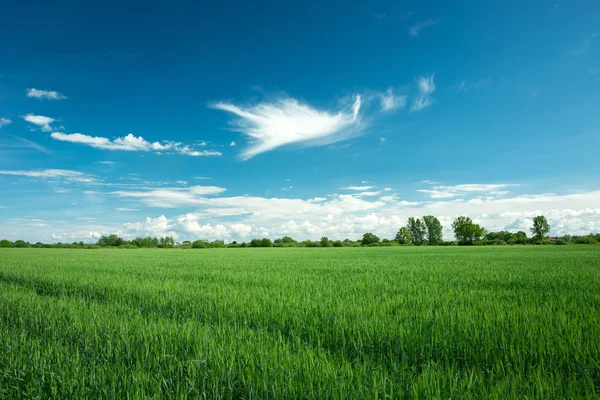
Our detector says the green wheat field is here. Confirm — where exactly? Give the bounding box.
[1,246,599,399]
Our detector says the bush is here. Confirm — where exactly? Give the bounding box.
[575,236,598,245]
[554,239,567,245]
[485,239,507,246]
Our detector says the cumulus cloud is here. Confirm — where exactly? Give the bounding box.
[3,184,600,242]
[26,88,67,100]
[22,114,55,132]
[411,75,435,111]
[0,169,96,184]
[0,118,11,127]
[409,20,440,37]
[211,95,362,160]
[51,132,222,157]
[380,88,407,111]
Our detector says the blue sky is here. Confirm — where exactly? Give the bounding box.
[1,0,599,242]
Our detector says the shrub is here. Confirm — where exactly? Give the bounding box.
[575,236,598,245]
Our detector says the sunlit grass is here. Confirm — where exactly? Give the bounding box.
[0,246,599,398]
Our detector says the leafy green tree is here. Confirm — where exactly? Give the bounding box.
[0,239,14,247]
[395,227,412,244]
[13,240,31,248]
[260,238,273,247]
[531,215,550,240]
[320,237,332,247]
[158,236,175,248]
[407,217,426,245]
[361,232,380,246]
[451,216,486,245]
[97,234,124,247]
[422,215,443,245]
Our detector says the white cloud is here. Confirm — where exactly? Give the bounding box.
[0,118,11,127]
[4,185,600,242]
[194,176,212,180]
[116,207,138,212]
[418,183,516,199]
[229,141,236,147]
[342,186,374,191]
[380,88,407,111]
[0,169,96,184]
[51,132,222,157]
[411,75,435,111]
[111,185,228,207]
[409,20,440,37]
[22,114,55,132]
[95,161,116,165]
[26,88,67,100]
[211,95,362,160]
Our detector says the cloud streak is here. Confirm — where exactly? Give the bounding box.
[409,20,440,37]
[211,95,362,160]
[51,132,222,157]
[0,118,11,127]
[0,169,96,184]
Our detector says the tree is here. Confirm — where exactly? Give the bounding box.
[407,217,426,245]
[0,239,13,248]
[320,236,332,247]
[260,238,273,247]
[531,215,550,241]
[361,232,380,246]
[451,216,486,245]
[395,227,412,244]
[422,215,443,245]
[158,236,175,248]
[97,234,124,247]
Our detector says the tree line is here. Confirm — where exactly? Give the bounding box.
[1,215,599,249]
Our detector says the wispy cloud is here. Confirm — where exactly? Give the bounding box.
[380,88,407,111]
[372,13,388,20]
[342,185,374,191]
[409,20,440,37]
[111,186,228,208]
[0,169,96,184]
[22,114,55,132]
[95,161,116,165]
[211,95,362,160]
[12,136,53,155]
[26,88,67,100]
[458,78,491,92]
[411,75,435,111]
[418,183,517,199]
[0,117,11,127]
[194,176,212,180]
[51,132,222,157]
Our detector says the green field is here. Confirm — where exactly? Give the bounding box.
[0,247,599,399]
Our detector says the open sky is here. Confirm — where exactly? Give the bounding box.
[1,0,599,243]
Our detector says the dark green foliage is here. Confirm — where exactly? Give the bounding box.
[422,215,443,245]
[395,227,412,244]
[97,234,124,247]
[361,232,380,246]
[531,215,551,240]
[452,216,486,245]
[407,217,427,245]
[575,236,598,245]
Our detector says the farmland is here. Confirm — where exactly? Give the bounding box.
[0,246,599,399]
